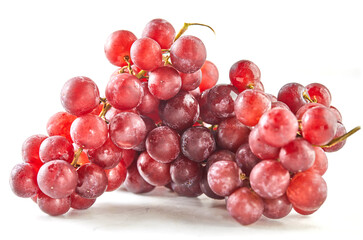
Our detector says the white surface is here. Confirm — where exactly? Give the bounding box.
[1,0,363,239]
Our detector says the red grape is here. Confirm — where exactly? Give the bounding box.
[86,137,123,169]
[322,122,346,152]
[329,105,342,122]
[248,127,280,160]
[226,187,264,225]
[9,163,39,198]
[198,89,221,125]
[145,126,180,163]
[46,111,77,142]
[263,194,292,219]
[234,89,271,126]
[148,66,182,100]
[137,151,171,186]
[287,171,327,211]
[235,143,261,176]
[39,136,74,163]
[258,107,298,147]
[70,114,108,149]
[22,134,48,165]
[199,60,219,92]
[142,18,175,49]
[105,73,144,110]
[306,83,331,107]
[60,76,100,116]
[37,192,71,216]
[37,160,78,199]
[170,155,202,185]
[199,167,224,200]
[216,117,250,152]
[137,82,160,115]
[171,180,202,198]
[124,161,155,194]
[132,115,156,152]
[180,70,202,91]
[181,126,216,163]
[120,149,137,168]
[76,163,108,199]
[277,82,307,114]
[249,160,290,199]
[70,192,96,210]
[229,60,261,92]
[306,147,328,176]
[170,35,206,73]
[104,30,137,67]
[109,112,147,149]
[208,84,239,119]
[130,37,162,71]
[105,161,127,192]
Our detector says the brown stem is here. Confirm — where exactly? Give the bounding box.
[319,126,361,148]
[174,22,215,42]
[71,147,83,167]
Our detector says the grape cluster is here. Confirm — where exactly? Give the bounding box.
[9,18,359,225]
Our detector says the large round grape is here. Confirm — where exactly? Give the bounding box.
[9,163,39,198]
[229,60,261,92]
[37,192,71,216]
[142,18,175,49]
[199,60,219,92]
[148,66,182,100]
[130,37,162,71]
[170,35,206,73]
[60,76,100,116]
[22,134,48,165]
[39,136,74,163]
[76,163,108,199]
[137,151,171,186]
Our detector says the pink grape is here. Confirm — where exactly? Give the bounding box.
[322,122,346,152]
[234,89,271,126]
[226,187,264,225]
[76,163,108,199]
[37,192,71,216]
[22,134,48,165]
[39,136,74,163]
[170,35,206,73]
[37,160,78,199]
[249,160,290,199]
[258,107,299,148]
[248,127,280,160]
[199,60,219,92]
[9,163,39,198]
[130,37,162,71]
[60,76,100,116]
[105,73,144,110]
[109,112,147,149]
[306,147,328,176]
[70,114,108,150]
[105,161,127,192]
[306,83,331,107]
[46,111,77,142]
[263,194,292,219]
[104,30,137,67]
[199,167,224,200]
[179,70,202,91]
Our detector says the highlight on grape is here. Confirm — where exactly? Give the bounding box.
[9,18,360,225]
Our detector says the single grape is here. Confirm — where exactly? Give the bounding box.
[9,163,39,198]
[258,107,298,147]
[70,114,108,150]
[86,137,123,169]
[199,60,219,92]
[60,76,100,116]
[198,89,221,125]
[301,106,337,145]
[145,126,180,163]
[216,117,250,152]
[234,89,271,126]
[208,84,239,119]
[46,111,77,142]
[137,151,171,187]
[105,161,127,192]
[263,194,292,219]
[22,134,48,165]
[180,70,202,91]
[287,171,327,212]
[148,66,182,100]
[76,163,108,199]
[170,155,202,185]
[39,136,74,163]
[248,127,280,160]
[37,160,78,199]
[137,82,160,115]
[109,112,147,149]
[229,60,261,92]
[226,187,264,225]
[181,126,216,163]
[170,35,206,73]
[104,30,137,67]
[199,167,224,199]
[171,180,202,198]
[159,90,199,132]
[130,37,162,71]
[105,73,144,110]
[37,192,71,216]
[235,143,261,176]
[322,122,346,152]
[329,105,342,122]
[207,160,242,197]
[70,192,96,210]
[277,82,307,114]
[249,160,290,199]
[279,138,315,172]
[306,83,331,107]
[306,147,328,176]
[142,18,175,49]
[124,161,155,194]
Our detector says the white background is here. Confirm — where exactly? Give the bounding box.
[1,0,362,239]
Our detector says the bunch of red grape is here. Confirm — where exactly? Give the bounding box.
[9,18,359,225]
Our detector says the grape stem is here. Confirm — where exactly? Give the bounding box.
[240,173,249,181]
[71,147,83,167]
[302,91,317,103]
[174,23,215,42]
[135,70,147,79]
[319,126,361,148]
[99,99,112,123]
[123,56,133,75]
